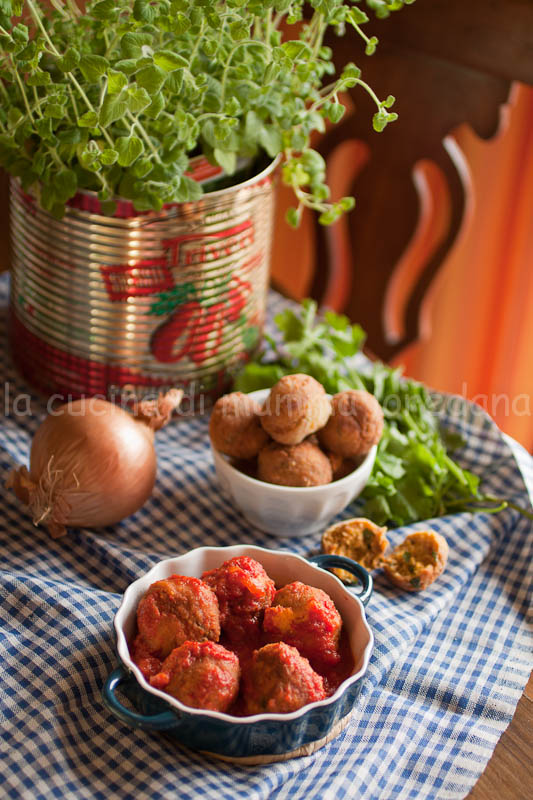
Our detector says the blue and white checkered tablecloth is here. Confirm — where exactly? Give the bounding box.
[0,277,531,800]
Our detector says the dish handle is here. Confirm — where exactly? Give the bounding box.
[102,666,178,730]
[307,555,373,606]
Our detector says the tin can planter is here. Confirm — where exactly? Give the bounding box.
[8,156,279,410]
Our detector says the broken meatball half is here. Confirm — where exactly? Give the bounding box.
[382,530,448,591]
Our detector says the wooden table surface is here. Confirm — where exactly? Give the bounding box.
[468,673,532,800]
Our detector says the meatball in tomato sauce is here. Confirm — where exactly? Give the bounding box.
[243,642,326,715]
[136,575,220,659]
[263,581,342,668]
[202,556,275,643]
[150,640,240,713]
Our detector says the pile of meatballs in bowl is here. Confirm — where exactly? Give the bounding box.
[129,554,354,716]
[107,545,374,760]
[209,375,384,536]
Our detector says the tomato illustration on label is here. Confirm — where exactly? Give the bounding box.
[189,302,226,364]
[150,301,201,363]
[150,275,253,365]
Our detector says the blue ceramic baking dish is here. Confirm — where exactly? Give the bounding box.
[102,545,374,763]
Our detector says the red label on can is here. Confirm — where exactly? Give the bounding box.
[100,220,255,302]
[101,258,175,302]
[162,220,254,268]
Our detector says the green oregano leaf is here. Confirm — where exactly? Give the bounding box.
[54,168,77,202]
[258,126,282,157]
[349,8,369,25]
[26,70,51,87]
[126,86,152,114]
[132,156,153,178]
[144,93,165,119]
[35,117,54,141]
[116,136,144,167]
[100,148,119,165]
[99,92,128,127]
[107,69,128,95]
[56,47,80,73]
[153,50,188,72]
[171,13,191,35]
[213,148,236,174]
[365,36,379,56]
[78,111,99,128]
[120,32,151,59]
[328,103,345,124]
[92,0,117,20]
[136,65,167,94]
[44,103,64,119]
[79,54,109,82]
[114,59,138,75]
[12,22,28,45]
[133,0,157,24]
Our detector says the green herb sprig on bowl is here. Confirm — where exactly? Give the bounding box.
[0,0,412,219]
[235,300,533,526]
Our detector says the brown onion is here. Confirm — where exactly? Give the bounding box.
[6,390,182,538]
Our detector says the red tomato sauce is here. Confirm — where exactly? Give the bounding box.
[129,566,355,716]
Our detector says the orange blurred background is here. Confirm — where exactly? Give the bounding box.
[271,83,533,452]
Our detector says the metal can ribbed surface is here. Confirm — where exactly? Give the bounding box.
[9,158,278,408]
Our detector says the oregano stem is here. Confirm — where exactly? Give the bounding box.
[25,0,115,147]
[126,111,162,163]
[67,85,80,123]
[65,0,81,18]
[32,86,43,118]
[0,78,9,105]
[48,0,69,19]
[220,39,271,104]
[189,20,205,67]
[11,59,34,122]
[352,77,382,110]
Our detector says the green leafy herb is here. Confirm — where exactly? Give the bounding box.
[0,0,413,218]
[410,576,421,589]
[235,300,533,527]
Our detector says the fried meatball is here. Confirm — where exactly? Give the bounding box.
[318,390,384,458]
[257,440,333,487]
[263,581,342,666]
[209,392,269,460]
[243,642,326,715]
[383,530,448,591]
[260,374,331,445]
[150,641,240,712]
[202,556,275,642]
[322,517,389,581]
[136,575,220,659]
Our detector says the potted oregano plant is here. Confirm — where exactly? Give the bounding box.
[0,0,412,405]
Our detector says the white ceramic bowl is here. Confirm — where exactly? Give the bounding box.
[211,389,377,536]
[104,545,374,761]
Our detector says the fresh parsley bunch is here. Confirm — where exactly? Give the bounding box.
[235,300,533,526]
[0,0,412,219]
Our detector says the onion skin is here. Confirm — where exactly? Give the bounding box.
[6,391,182,538]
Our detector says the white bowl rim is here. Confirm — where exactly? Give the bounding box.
[115,544,374,724]
[211,388,377,494]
